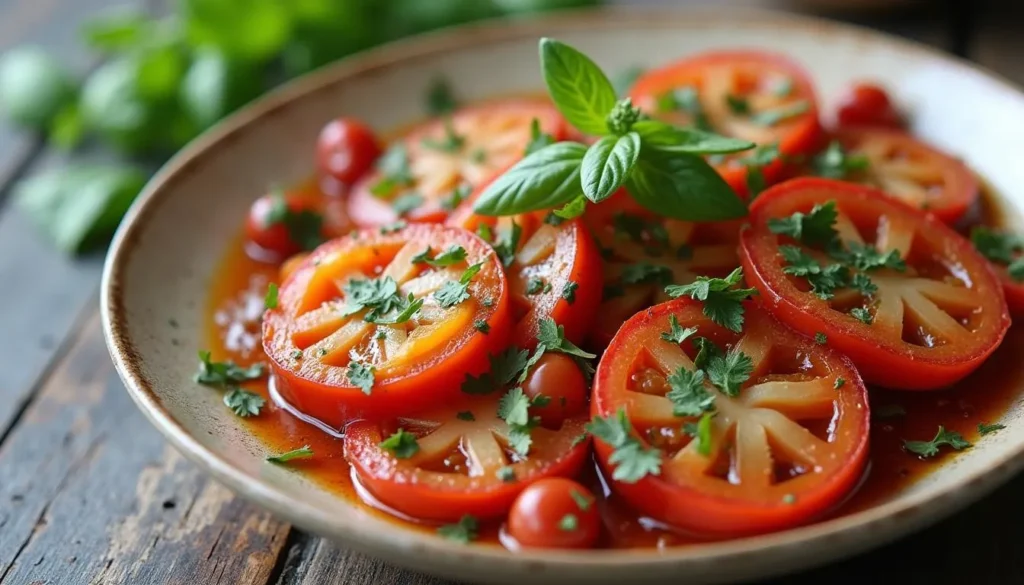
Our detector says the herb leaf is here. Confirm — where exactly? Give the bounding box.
[633,120,754,154]
[224,388,265,417]
[346,361,375,395]
[539,38,617,135]
[683,412,714,456]
[581,132,640,204]
[706,347,753,397]
[626,146,748,222]
[661,315,697,344]
[195,351,265,386]
[266,445,313,464]
[264,283,279,310]
[437,515,478,543]
[425,76,457,116]
[497,387,532,427]
[903,426,972,458]
[435,263,483,308]
[412,244,467,267]
[666,368,715,416]
[537,318,597,360]
[473,141,587,216]
[664,267,756,332]
[524,117,555,156]
[587,409,662,483]
[813,141,869,180]
[379,428,419,459]
[979,422,1005,435]
[767,201,839,248]
[461,348,531,395]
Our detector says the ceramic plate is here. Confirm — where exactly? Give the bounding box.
[101,7,1024,584]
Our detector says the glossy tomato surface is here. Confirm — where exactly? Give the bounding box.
[629,50,822,195]
[448,178,602,349]
[592,298,869,535]
[827,128,978,223]
[835,82,904,129]
[740,177,1009,389]
[506,478,600,549]
[583,190,741,349]
[348,98,568,227]
[263,224,512,427]
[315,117,382,185]
[245,188,351,262]
[345,396,590,522]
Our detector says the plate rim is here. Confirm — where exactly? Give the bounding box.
[100,5,1024,581]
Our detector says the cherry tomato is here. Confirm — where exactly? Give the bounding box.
[740,177,1009,390]
[279,253,308,283]
[506,478,600,549]
[344,396,590,522]
[835,82,904,129]
[582,190,741,349]
[592,298,870,535]
[522,353,588,429]
[245,189,350,262]
[315,117,382,185]
[263,224,512,427]
[448,177,603,349]
[348,98,568,227]
[630,50,822,196]
[824,128,978,224]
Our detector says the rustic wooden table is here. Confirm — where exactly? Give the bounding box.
[2,1,1023,584]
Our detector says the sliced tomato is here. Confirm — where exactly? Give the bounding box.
[826,128,978,223]
[592,298,869,535]
[347,98,568,227]
[263,224,512,428]
[448,180,602,348]
[740,177,1009,390]
[345,396,590,522]
[583,190,741,349]
[629,50,822,195]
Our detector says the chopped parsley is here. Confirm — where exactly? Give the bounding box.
[682,412,714,456]
[612,212,670,255]
[620,263,673,286]
[725,94,750,115]
[425,76,457,116]
[656,85,711,131]
[379,428,419,459]
[195,351,265,386]
[264,191,325,251]
[379,220,407,234]
[903,426,972,458]
[437,515,478,543]
[561,281,578,304]
[743,143,781,198]
[664,267,757,332]
[751,100,809,126]
[666,368,714,417]
[498,387,532,427]
[537,318,597,361]
[266,445,314,464]
[833,377,846,390]
[587,409,662,483]
[778,245,849,300]
[524,117,555,156]
[370,144,414,197]
[691,337,721,370]
[411,244,468,267]
[971,227,1024,281]
[496,466,516,482]
[978,422,1005,435]
[526,277,545,295]
[767,201,839,248]
[660,315,697,345]
[223,388,265,418]
[706,346,753,397]
[559,514,578,531]
[473,320,490,334]
[441,184,471,212]
[434,262,483,308]
[264,283,278,310]
[343,276,423,324]
[814,332,827,345]
[346,361,375,395]
[391,192,425,216]
[812,141,869,180]
[850,307,873,325]
[835,242,906,272]
[461,348,530,395]
[490,222,522,268]
[421,118,465,153]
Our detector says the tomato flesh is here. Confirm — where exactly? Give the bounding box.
[348,98,568,227]
[629,50,822,196]
[592,298,870,535]
[345,397,590,522]
[506,478,600,549]
[315,117,382,185]
[263,224,512,427]
[826,128,978,224]
[740,177,1009,389]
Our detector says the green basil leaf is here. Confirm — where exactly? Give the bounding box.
[581,132,639,204]
[539,38,616,136]
[0,47,76,130]
[82,10,150,52]
[182,49,261,129]
[49,102,85,150]
[625,148,747,222]
[473,141,586,216]
[633,120,754,154]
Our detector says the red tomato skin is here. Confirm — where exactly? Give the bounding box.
[832,127,978,225]
[506,478,600,549]
[836,83,904,129]
[523,353,589,429]
[740,177,1010,390]
[591,298,870,535]
[629,50,823,197]
[246,191,349,262]
[264,225,513,427]
[344,418,591,522]
[315,118,382,185]
[1000,275,1024,316]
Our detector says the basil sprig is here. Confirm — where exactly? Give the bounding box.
[474,38,755,221]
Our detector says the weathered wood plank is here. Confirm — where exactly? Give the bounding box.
[276,534,455,585]
[0,312,291,585]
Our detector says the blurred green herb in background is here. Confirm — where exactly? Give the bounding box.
[0,0,601,254]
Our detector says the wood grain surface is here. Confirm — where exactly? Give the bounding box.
[1,1,1022,584]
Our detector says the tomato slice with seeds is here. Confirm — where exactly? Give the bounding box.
[583,191,741,349]
[347,98,568,227]
[629,50,822,195]
[263,224,512,427]
[448,181,603,348]
[740,177,1009,390]
[345,396,590,522]
[827,128,978,223]
[592,298,869,535]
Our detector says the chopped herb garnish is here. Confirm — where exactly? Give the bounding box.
[661,314,697,345]
[743,143,781,198]
[491,222,522,268]
[224,388,265,418]
[379,428,419,459]
[657,85,711,131]
[813,141,869,180]
[290,349,303,360]
[498,387,532,427]
[461,348,531,395]
[195,351,265,386]
[571,432,589,447]
[473,320,490,334]
[767,201,839,248]
[971,227,1024,282]
[692,336,721,370]
[559,514,579,531]
[570,489,593,511]
[903,426,972,458]
[379,220,407,234]
[562,281,578,304]
[264,283,278,310]
[391,192,425,216]
[524,117,555,156]
[425,76,457,115]
[346,361,375,395]
[778,245,849,300]
[496,466,516,482]
[412,244,468,267]
[266,445,313,464]
[526,277,545,295]
[435,262,483,308]
[437,515,478,543]
[371,144,414,197]
[751,100,809,126]
[850,307,873,325]
[725,94,750,115]
[978,422,1005,435]
[553,196,587,220]
[833,377,846,390]
[343,276,423,324]
[421,118,465,153]
[587,409,662,483]
[706,346,753,397]
[264,191,325,251]
[682,412,714,456]
[666,368,714,417]
[537,318,597,360]
[814,332,827,345]
[835,241,906,272]
[441,184,471,212]
[664,267,757,332]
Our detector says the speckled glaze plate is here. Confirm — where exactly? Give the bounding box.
[101,7,1024,585]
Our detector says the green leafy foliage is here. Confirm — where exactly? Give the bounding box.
[664,268,757,332]
[660,315,697,344]
[224,388,266,417]
[705,347,753,397]
[767,201,839,248]
[346,361,375,395]
[195,351,265,386]
[0,47,75,130]
[665,368,714,417]
[379,428,420,458]
[435,263,483,308]
[581,132,640,203]
[813,141,869,179]
[903,426,972,458]
[972,227,1024,282]
[587,409,661,483]
[437,514,479,543]
[266,445,313,464]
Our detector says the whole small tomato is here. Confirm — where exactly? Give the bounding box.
[246,192,329,261]
[315,117,382,185]
[507,478,600,549]
[523,353,588,429]
[835,82,904,129]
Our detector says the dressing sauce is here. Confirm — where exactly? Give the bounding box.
[202,179,1024,548]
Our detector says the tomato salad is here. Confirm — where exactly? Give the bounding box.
[201,39,1022,550]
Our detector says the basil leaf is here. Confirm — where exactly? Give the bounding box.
[473,141,586,216]
[626,148,747,222]
[581,132,639,204]
[633,120,754,154]
[539,38,616,136]
[0,47,76,131]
